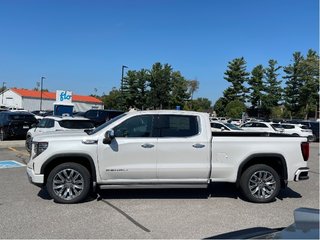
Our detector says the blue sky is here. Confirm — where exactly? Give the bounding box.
[0,0,318,104]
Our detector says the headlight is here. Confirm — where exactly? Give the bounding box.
[33,142,48,158]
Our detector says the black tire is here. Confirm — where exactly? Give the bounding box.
[307,135,315,142]
[240,164,280,203]
[46,162,91,204]
[25,135,32,153]
[0,128,7,141]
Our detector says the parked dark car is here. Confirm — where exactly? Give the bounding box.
[0,111,37,140]
[301,121,319,142]
[83,109,124,127]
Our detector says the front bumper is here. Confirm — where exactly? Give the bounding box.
[294,167,309,181]
[26,167,44,187]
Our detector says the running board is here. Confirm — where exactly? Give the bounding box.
[99,184,208,190]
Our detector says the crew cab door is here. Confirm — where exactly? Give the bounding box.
[97,114,157,182]
[155,114,210,182]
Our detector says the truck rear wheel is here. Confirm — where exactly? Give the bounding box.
[46,162,91,204]
[240,164,280,203]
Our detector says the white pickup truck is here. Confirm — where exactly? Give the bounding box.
[27,110,310,204]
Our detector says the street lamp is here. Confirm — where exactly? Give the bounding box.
[1,82,6,105]
[40,77,46,111]
[121,65,128,93]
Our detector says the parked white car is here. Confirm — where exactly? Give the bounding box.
[27,110,309,204]
[210,121,242,132]
[240,121,283,133]
[275,123,315,142]
[25,115,95,152]
[228,118,242,126]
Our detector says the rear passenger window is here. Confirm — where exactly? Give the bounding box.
[155,115,199,137]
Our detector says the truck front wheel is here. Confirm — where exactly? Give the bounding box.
[240,164,280,203]
[46,162,91,204]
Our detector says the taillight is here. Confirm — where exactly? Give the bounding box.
[301,142,309,161]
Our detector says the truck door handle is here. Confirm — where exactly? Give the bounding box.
[141,143,154,148]
[192,143,205,148]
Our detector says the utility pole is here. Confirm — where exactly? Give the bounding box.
[40,77,45,111]
[121,65,128,93]
[1,82,6,105]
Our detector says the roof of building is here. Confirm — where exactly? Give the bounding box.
[11,88,103,104]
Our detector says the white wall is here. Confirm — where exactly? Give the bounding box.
[23,98,55,111]
[0,90,22,108]
[0,89,104,112]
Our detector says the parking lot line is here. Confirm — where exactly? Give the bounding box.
[98,197,151,233]
[8,147,29,157]
[0,160,26,169]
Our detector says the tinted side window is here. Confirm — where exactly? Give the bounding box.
[256,123,268,128]
[46,119,55,128]
[156,115,199,137]
[38,119,47,128]
[59,120,95,129]
[211,123,223,129]
[243,123,254,127]
[283,125,295,129]
[114,115,153,137]
[85,110,98,118]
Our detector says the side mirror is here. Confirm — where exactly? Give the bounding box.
[221,127,225,131]
[103,130,115,144]
[31,123,37,128]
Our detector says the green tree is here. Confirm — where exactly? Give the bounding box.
[213,97,227,116]
[223,57,249,102]
[264,59,282,108]
[225,100,246,118]
[270,106,284,119]
[135,69,149,110]
[248,64,265,109]
[170,71,190,108]
[124,70,149,110]
[102,87,125,110]
[299,49,319,119]
[148,62,172,109]
[283,52,305,118]
[185,97,211,112]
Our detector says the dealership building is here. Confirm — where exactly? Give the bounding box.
[0,88,104,112]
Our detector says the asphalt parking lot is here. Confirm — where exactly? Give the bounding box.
[0,141,319,239]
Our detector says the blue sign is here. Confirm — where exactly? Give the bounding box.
[60,91,72,101]
[0,160,26,169]
[56,90,72,103]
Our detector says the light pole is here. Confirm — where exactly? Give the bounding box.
[1,82,6,105]
[40,77,45,111]
[121,65,128,93]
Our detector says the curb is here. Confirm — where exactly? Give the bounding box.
[0,140,25,148]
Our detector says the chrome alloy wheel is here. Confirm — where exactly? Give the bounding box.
[52,168,84,201]
[248,170,276,199]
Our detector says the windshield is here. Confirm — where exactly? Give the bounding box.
[88,113,127,135]
[224,123,242,130]
[9,114,35,121]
